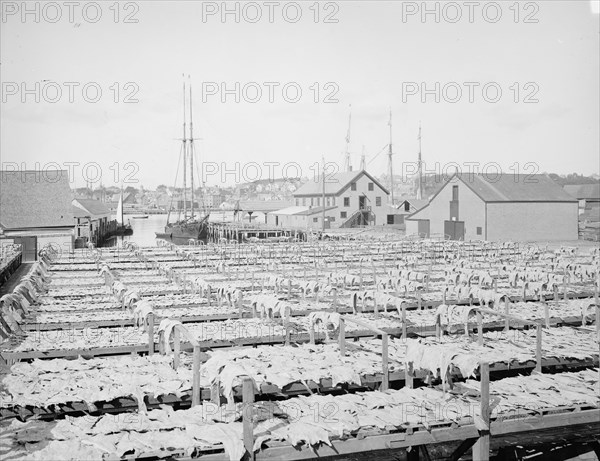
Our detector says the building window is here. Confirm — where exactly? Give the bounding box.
[351,182,356,191]
[332,197,336,206]
[326,197,330,206]
[452,185,459,201]
[404,202,410,211]
[310,198,314,206]
[344,197,350,207]
[368,182,374,191]
[476,226,482,235]
[387,215,394,225]
[316,197,320,206]
[302,198,306,206]
[313,217,318,223]
[376,197,381,206]
[341,211,347,218]
[295,199,299,206]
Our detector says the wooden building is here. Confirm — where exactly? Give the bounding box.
[72,198,113,246]
[0,170,74,260]
[293,170,390,228]
[405,174,578,241]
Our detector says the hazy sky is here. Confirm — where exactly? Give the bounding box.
[1,0,599,189]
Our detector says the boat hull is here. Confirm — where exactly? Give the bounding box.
[155,220,208,244]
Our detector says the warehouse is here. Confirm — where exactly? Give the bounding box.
[0,170,74,260]
[405,173,578,241]
[293,170,390,227]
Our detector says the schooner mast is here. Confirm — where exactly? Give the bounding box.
[417,122,423,200]
[387,108,395,204]
[182,80,188,221]
[189,78,195,221]
[344,105,352,172]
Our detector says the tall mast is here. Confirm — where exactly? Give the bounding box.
[417,121,423,200]
[189,77,195,220]
[344,105,352,172]
[360,145,366,171]
[387,108,395,204]
[182,79,188,220]
[321,156,326,233]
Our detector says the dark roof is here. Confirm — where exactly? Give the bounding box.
[293,206,337,216]
[0,170,74,229]
[293,170,390,196]
[401,198,429,210]
[563,184,600,201]
[73,198,112,216]
[460,174,576,202]
[406,173,576,222]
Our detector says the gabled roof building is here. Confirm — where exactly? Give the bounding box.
[405,174,578,241]
[0,170,75,260]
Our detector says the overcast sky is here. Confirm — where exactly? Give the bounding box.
[1,0,599,189]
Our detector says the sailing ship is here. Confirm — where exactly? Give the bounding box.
[155,79,209,243]
[112,189,133,236]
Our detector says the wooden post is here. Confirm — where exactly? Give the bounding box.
[535,324,542,373]
[563,268,568,301]
[417,291,422,310]
[504,298,509,333]
[287,279,292,299]
[477,311,484,346]
[173,327,181,369]
[402,303,407,340]
[309,321,315,344]
[339,318,346,356]
[472,362,490,460]
[192,345,201,407]
[554,284,559,307]
[242,377,255,461]
[544,303,550,329]
[405,361,414,389]
[147,313,154,356]
[381,333,389,391]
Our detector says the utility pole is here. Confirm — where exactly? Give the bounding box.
[387,108,395,204]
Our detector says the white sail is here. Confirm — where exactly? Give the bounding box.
[116,191,124,226]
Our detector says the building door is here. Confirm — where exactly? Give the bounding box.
[359,195,366,209]
[14,236,37,262]
[444,220,465,240]
[418,220,430,237]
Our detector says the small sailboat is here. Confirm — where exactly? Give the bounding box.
[132,214,149,219]
[113,189,133,236]
[156,78,209,243]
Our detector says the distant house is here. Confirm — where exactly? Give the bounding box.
[72,198,112,245]
[405,174,578,241]
[292,170,390,228]
[387,198,429,225]
[0,170,75,260]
